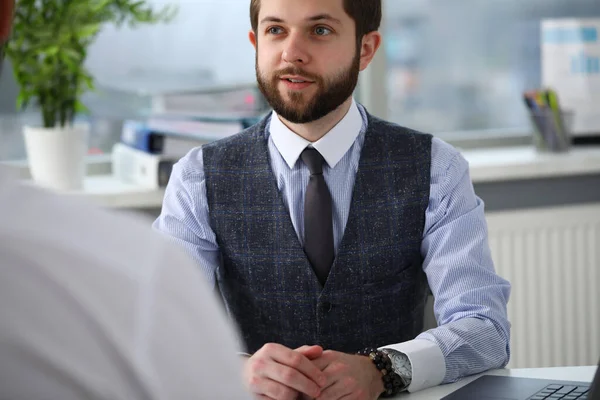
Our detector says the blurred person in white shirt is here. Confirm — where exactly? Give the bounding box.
[0,165,252,399]
[0,4,246,399]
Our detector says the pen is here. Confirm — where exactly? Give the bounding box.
[544,89,568,149]
[523,91,546,150]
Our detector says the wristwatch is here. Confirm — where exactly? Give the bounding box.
[381,349,412,392]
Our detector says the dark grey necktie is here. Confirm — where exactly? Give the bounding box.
[301,147,334,286]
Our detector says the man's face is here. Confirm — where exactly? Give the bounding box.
[251,0,362,124]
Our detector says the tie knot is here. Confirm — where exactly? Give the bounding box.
[301,147,325,175]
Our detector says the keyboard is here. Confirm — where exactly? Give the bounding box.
[529,384,590,399]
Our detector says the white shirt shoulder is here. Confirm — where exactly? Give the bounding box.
[0,173,250,400]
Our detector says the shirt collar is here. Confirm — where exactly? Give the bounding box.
[269,98,364,169]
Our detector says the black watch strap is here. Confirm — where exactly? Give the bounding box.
[357,347,406,397]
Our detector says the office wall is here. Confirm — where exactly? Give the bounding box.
[0,59,17,113]
[488,203,600,369]
[0,58,28,161]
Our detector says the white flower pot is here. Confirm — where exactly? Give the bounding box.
[23,124,89,191]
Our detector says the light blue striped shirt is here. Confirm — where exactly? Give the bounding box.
[153,100,511,392]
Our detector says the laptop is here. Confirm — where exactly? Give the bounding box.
[442,359,600,400]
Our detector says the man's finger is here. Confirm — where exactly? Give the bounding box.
[310,350,337,372]
[295,345,323,360]
[316,380,352,400]
[270,346,327,388]
[259,377,301,400]
[261,362,322,398]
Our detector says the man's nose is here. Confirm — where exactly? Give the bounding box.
[282,32,311,65]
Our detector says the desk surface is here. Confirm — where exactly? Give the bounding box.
[8,145,600,209]
[463,145,600,183]
[399,366,597,399]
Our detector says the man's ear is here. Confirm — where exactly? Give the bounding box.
[249,30,257,50]
[358,31,382,72]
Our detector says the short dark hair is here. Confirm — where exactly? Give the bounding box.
[249,0,382,40]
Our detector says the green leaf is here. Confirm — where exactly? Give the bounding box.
[6,0,179,122]
[46,46,60,57]
[63,48,83,62]
[59,52,78,70]
[75,100,89,114]
[79,23,101,39]
[80,73,95,90]
[16,92,29,111]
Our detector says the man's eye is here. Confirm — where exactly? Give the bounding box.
[314,26,332,36]
[268,27,283,35]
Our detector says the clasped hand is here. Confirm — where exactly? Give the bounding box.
[243,343,385,400]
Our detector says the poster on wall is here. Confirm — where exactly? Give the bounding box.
[542,18,600,137]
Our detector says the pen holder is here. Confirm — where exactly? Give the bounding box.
[529,109,574,153]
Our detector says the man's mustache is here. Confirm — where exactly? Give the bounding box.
[274,67,320,82]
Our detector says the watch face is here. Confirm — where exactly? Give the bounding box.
[383,349,412,382]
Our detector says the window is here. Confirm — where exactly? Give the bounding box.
[0,59,29,161]
[82,0,257,156]
[2,0,599,161]
[0,0,257,161]
[382,0,600,135]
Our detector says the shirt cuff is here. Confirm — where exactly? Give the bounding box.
[380,339,446,392]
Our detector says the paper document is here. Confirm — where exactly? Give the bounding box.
[542,19,600,136]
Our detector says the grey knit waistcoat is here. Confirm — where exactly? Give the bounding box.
[203,112,432,354]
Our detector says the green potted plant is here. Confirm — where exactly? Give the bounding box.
[5,0,176,190]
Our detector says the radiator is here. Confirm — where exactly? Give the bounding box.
[486,203,600,369]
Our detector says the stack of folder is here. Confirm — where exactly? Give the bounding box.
[112,115,261,188]
[523,89,574,152]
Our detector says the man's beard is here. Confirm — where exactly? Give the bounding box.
[256,50,360,124]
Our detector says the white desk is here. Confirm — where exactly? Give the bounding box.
[9,145,600,209]
[463,146,600,183]
[398,366,597,399]
[78,145,600,208]
[55,175,166,209]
